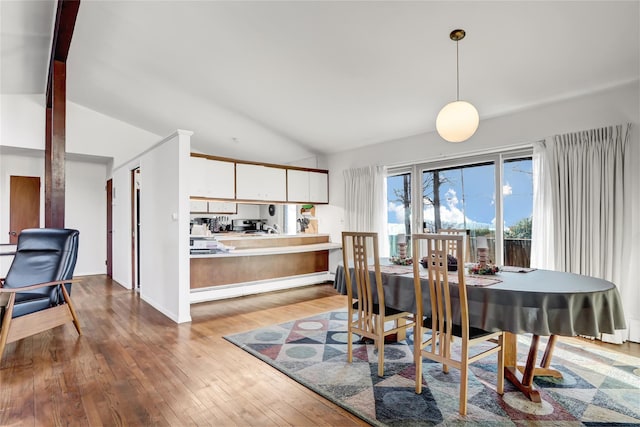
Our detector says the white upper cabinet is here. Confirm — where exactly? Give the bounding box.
[189,156,235,199]
[287,169,309,202]
[236,163,287,202]
[287,169,329,204]
[308,171,329,204]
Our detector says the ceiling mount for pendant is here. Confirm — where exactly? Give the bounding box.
[449,29,466,42]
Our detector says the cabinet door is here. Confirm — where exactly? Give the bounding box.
[189,157,210,197]
[236,163,287,202]
[308,171,328,203]
[190,200,208,213]
[208,201,237,214]
[287,169,309,202]
[189,156,235,199]
[204,159,235,199]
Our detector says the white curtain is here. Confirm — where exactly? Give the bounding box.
[343,165,389,256]
[531,124,632,343]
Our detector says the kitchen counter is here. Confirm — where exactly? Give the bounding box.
[190,233,342,303]
[191,233,334,254]
[191,242,341,258]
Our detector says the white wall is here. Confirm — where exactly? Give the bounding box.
[1,94,161,168]
[112,131,192,323]
[65,159,108,275]
[0,93,162,283]
[0,151,108,275]
[324,80,640,341]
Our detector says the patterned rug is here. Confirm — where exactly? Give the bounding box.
[224,310,640,426]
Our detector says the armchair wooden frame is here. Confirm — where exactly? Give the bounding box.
[0,278,82,360]
[412,233,504,415]
[341,231,415,377]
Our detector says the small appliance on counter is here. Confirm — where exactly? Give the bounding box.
[192,216,232,234]
[189,237,234,254]
[232,219,264,233]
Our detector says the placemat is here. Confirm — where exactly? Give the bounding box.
[418,271,502,287]
[370,264,414,275]
[500,266,537,273]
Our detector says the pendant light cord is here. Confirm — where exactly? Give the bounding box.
[456,40,460,101]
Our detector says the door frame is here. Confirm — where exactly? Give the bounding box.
[131,168,141,289]
[106,179,113,277]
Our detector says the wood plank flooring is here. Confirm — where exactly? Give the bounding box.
[1,275,638,426]
[0,276,366,426]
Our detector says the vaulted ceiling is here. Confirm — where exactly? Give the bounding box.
[2,1,638,163]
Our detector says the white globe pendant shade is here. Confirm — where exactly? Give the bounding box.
[436,100,479,143]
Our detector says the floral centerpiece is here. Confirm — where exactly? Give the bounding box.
[467,263,500,275]
[390,256,413,266]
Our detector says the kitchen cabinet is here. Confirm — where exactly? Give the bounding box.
[287,170,329,204]
[236,163,287,202]
[189,156,235,199]
[208,201,237,214]
[190,200,208,213]
[189,200,237,214]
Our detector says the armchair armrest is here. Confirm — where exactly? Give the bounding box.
[0,278,82,293]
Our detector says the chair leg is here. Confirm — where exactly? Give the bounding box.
[377,316,385,377]
[0,294,16,361]
[458,334,470,416]
[459,358,469,416]
[442,333,450,374]
[61,285,82,336]
[347,307,353,363]
[497,333,505,394]
[414,324,423,394]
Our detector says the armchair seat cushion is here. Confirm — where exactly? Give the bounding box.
[12,294,52,318]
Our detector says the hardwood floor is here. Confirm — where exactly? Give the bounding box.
[1,275,637,426]
[0,276,367,426]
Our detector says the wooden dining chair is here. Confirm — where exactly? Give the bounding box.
[411,233,504,415]
[437,228,472,263]
[341,231,415,377]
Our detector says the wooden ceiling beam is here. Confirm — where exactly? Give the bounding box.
[44,0,80,228]
[46,0,80,108]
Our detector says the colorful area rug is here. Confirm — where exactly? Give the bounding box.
[224,310,640,426]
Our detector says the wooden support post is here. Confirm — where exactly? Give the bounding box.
[44,0,81,228]
[46,60,67,228]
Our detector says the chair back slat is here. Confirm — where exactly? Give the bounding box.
[342,232,384,332]
[437,228,471,263]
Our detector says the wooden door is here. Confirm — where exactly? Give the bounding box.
[9,176,41,244]
[106,179,113,277]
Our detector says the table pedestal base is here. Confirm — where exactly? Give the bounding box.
[504,333,561,402]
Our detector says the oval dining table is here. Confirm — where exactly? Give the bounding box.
[334,261,627,402]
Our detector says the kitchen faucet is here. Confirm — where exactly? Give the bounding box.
[263,224,279,234]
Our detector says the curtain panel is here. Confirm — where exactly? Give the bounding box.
[343,165,389,256]
[531,123,632,343]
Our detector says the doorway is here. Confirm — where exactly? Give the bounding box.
[106,179,113,277]
[9,176,40,244]
[131,168,141,289]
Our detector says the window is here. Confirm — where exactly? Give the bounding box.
[422,162,496,263]
[502,158,533,267]
[386,171,411,257]
[387,149,533,266]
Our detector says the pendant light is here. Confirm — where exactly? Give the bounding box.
[436,29,479,143]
